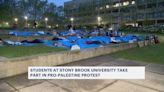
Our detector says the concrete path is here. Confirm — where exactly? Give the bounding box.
[0,55,164,92]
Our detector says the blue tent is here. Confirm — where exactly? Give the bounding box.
[21,43,37,46]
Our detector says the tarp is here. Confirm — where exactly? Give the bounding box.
[58,31,69,36]
[42,40,56,47]
[21,43,37,46]
[75,39,99,49]
[57,39,74,48]
[9,31,34,36]
[3,40,23,46]
[114,35,143,43]
[67,36,79,42]
[9,31,49,36]
[90,36,111,44]
[6,31,145,49]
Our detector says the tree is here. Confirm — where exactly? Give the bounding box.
[0,0,63,28]
[0,0,15,22]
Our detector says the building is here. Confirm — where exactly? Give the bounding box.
[56,6,64,17]
[64,0,164,27]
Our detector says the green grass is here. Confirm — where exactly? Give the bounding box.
[110,42,164,64]
[111,31,164,64]
[0,34,11,39]
[0,45,66,58]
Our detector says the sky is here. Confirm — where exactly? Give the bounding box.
[48,0,71,6]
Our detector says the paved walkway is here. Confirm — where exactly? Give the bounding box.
[0,55,164,92]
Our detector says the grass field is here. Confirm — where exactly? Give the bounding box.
[111,32,164,64]
[0,45,66,58]
[0,34,10,39]
[111,43,164,64]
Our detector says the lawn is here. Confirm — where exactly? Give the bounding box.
[111,43,164,64]
[0,34,11,39]
[111,32,164,64]
[0,45,66,58]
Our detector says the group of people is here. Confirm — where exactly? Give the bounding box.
[90,28,125,37]
[0,24,161,47]
[145,35,160,44]
[54,25,125,39]
[81,26,126,38]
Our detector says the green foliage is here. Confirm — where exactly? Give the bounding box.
[0,0,64,28]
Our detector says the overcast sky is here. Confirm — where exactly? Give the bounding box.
[48,0,71,6]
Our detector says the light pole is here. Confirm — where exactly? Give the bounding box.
[24,16,28,27]
[97,16,101,25]
[14,18,18,24]
[70,17,74,27]
[6,22,9,26]
[28,24,30,28]
[45,17,48,28]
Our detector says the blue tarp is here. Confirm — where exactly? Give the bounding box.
[59,31,69,36]
[42,40,56,47]
[67,37,79,42]
[90,36,111,44]
[9,31,33,36]
[57,39,74,48]
[7,30,145,49]
[75,39,100,49]
[9,31,49,36]
[21,43,37,46]
[114,35,142,43]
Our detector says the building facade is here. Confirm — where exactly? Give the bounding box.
[64,0,164,27]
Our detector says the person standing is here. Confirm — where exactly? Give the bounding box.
[33,21,37,28]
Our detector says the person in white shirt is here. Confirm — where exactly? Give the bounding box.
[69,27,75,35]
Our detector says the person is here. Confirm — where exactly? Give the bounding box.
[150,35,155,44]
[154,35,160,44]
[110,30,114,37]
[12,23,17,29]
[91,27,99,36]
[83,26,87,32]
[69,27,75,35]
[52,29,58,36]
[105,29,110,36]
[0,38,4,46]
[76,34,81,38]
[99,28,105,36]
[122,32,125,36]
[33,21,37,28]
